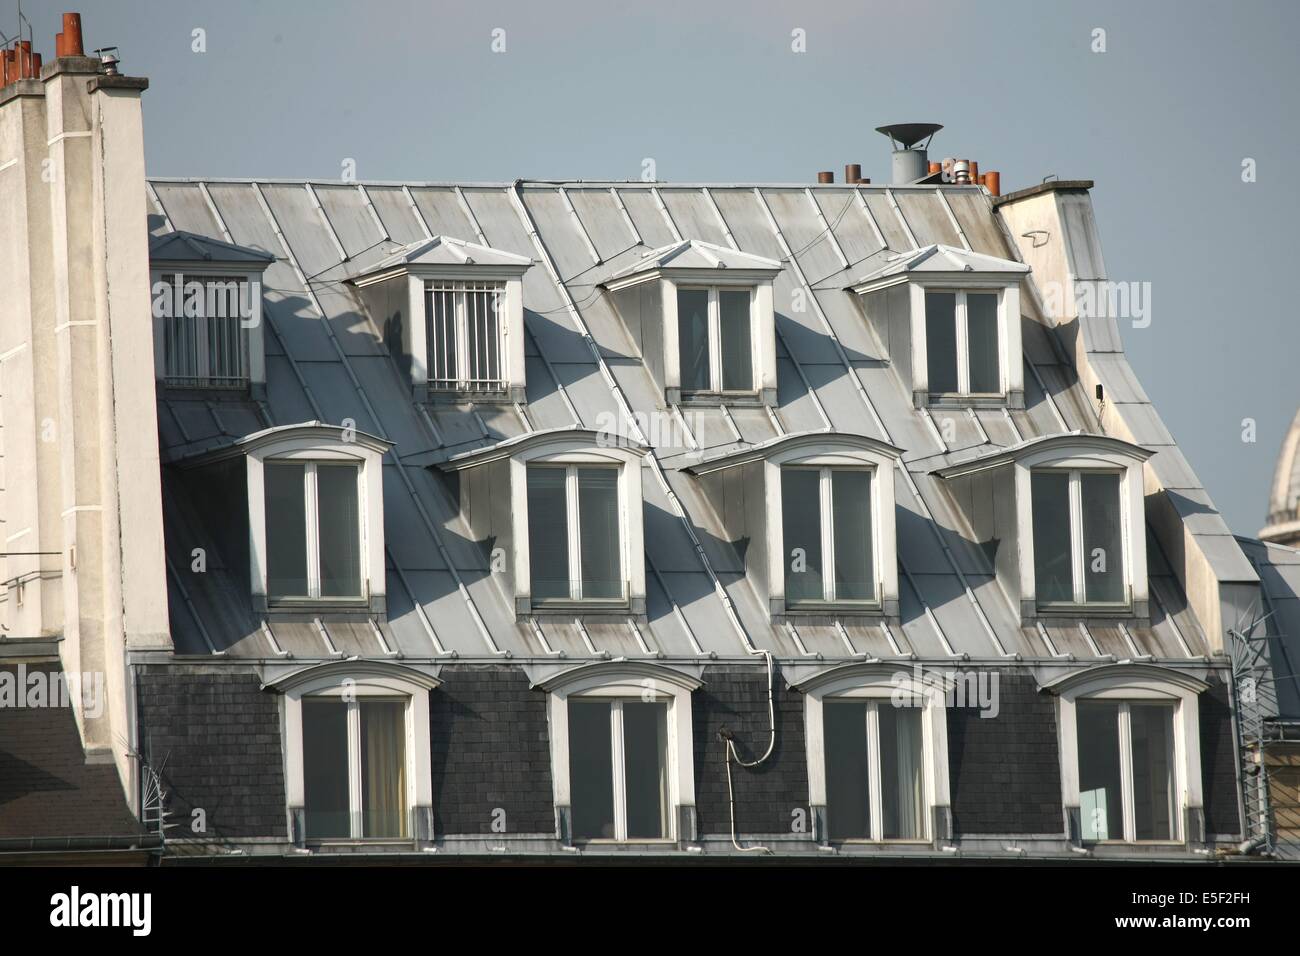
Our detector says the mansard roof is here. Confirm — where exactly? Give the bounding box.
[146,178,1226,666]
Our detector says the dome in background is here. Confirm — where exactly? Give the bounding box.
[1261,407,1300,547]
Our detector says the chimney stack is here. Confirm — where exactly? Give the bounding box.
[0,10,168,811]
[817,170,834,184]
[844,163,862,184]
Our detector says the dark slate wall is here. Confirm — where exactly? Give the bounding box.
[0,664,144,839]
[1200,674,1242,838]
[947,670,1064,835]
[693,666,808,836]
[135,664,287,839]
[429,664,554,836]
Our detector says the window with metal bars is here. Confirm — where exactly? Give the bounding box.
[424,281,506,392]
[162,275,250,388]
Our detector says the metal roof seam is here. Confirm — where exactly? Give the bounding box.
[250,181,504,657]
[509,183,755,654]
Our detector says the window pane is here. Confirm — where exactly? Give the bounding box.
[265,462,308,599]
[677,289,710,392]
[464,286,501,388]
[527,467,570,600]
[782,469,824,603]
[719,290,753,391]
[965,292,1000,394]
[569,700,615,840]
[303,699,350,840]
[426,287,458,388]
[622,701,670,839]
[317,464,362,597]
[925,291,958,394]
[1131,704,1176,840]
[831,470,874,601]
[1081,472,1125,603]
[1077,701,1123,841]
[578,467,621,600]
[880,704,924,839]
[360,700,407,838]
[1032,471,1074,604]
[824,701,870,840]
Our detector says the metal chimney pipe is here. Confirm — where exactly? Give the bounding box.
[817,171,834,184]
[845,164,862,184]
[983,171,1000,197]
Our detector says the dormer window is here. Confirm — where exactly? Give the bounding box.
[850,244,1029,409]
[350,237,531,403]
[1031,468,1126,606]
[174,422,393,616]
[924,289,1002,396]
[527,464,623,602]
[782,466,874,604]
[677,286,754,395]
[933,433,1152,622]
[265,460,362,601]
[434,428,648,618]
[149,231,274,395]
[426,280,505,393]
[682,432,902,621]
[603,240,781,407]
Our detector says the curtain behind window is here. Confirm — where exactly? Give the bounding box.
[880,704,923,839]
[360,700,407,838]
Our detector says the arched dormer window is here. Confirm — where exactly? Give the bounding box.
[536,661,701,845]
[1042,663,1209,846]
[933,432,1153,623]
[231,422,392,615]
[793,662,953,847]
[850,244,1029,409]
[433,428,648,618]
[683,431,902,620]
[265,660,440,846]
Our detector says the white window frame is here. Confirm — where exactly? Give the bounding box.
[674,285,757,395]
[569,697,672,842]
[528,462,625,603]
[797,662,952,845]
[151,266,265,390]
[921,287,1006,397]
[1031,466,1129,607]
[425,279,507,392]
[541,661,700,844]
[762,436,900,617]
[782,464,878,605]
[263,460,364,601]
[238,423,392,614]
[1047,664,1207,846]
[268,660,438,845]
[1015,440,1148,616]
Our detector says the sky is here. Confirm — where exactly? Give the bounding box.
[20,0,1300,534]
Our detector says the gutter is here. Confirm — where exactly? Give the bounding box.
[0,834,164,854]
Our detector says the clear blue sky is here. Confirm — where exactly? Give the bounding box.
[24,0,1300,533]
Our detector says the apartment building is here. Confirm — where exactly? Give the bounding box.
[1,12,1294,863]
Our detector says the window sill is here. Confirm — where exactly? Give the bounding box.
[773,600,895,625]
[1023,601,1149,629]
[915,389,1024,411]
[422,385,523,405]
[262,596,386,620]
[524,597,644,622]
